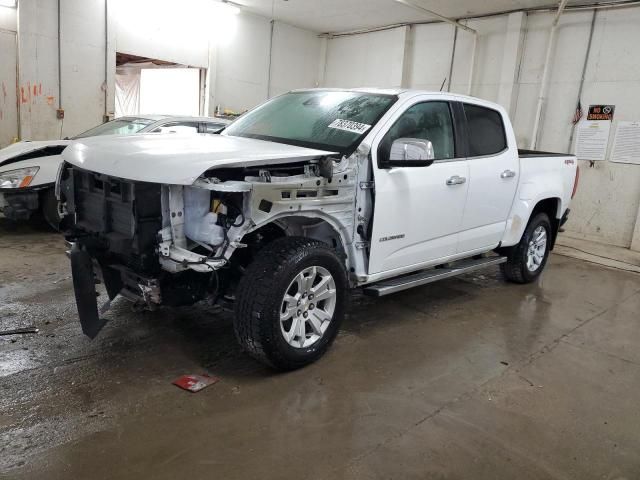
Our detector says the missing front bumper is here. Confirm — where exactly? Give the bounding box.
[69,243,163,339]
[69,244,107,339]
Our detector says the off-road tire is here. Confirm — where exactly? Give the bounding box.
[501,212,552,284]
[41,188,61,231]
[234,237,347,371]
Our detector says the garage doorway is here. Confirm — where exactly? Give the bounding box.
[115,52,204,118]
[139,68,200,116]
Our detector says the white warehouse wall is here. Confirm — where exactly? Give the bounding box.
[11,1,322,139]
[113,0,210,69]
[0,4,16,31]
[214,17,323,113]
[451,16,510,99]
[405,23,455,91]
[0,5,18,147]
[269,21,323,98]
[321,6,640,250]
[513,8,640,248]
[15,0,57,141]
[213,13,272,113]
[16,0,114,140]
[324,27,407,88]
[59,0,109,137]
[17,0,109,139]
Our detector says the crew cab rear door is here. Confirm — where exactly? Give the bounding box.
[456,102,519,253]
[368,97,469,275]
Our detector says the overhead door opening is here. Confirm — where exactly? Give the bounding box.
[115,52,203,118]
[139,68,200,116]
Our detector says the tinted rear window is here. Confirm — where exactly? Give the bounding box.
[464,104,507,156]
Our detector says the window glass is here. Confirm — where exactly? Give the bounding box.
[73,118,154,139]
[152,122,199,134]
[203,122,228,133]
[463,104,507,156]
[224,91,397,154]
[378,102,455,162]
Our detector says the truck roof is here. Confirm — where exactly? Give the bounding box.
[291,88,503,109]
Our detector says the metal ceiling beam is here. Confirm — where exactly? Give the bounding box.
[552,0,570,24]
[393,0,477,34]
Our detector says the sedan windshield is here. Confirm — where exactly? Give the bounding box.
[73,117,155,139]
[223,91,397,154]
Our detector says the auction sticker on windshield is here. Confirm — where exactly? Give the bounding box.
[328,119,371,134]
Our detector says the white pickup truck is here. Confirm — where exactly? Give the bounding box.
[57,89,579,370]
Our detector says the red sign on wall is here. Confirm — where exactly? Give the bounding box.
[587,105,615,121]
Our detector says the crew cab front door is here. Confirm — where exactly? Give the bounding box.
[368,100,469,275]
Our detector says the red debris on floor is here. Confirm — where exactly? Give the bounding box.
[172,374,220,392]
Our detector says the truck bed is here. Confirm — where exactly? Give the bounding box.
[518,149,573,158]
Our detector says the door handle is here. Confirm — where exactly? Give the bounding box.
[446,175,466,186]
[500,169,516,179]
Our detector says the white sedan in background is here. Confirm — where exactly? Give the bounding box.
[0,114,231,229]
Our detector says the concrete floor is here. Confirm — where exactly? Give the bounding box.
[1,218,640,480]
[556,234,640,274]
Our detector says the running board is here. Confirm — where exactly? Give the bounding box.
[363,256,507,297]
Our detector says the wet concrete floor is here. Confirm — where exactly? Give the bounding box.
[1,217,639,479]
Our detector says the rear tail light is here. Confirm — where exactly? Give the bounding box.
[571,165,580,199]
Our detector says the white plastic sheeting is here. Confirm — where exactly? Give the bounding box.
[115,62,201,117]
[115,64,142,118]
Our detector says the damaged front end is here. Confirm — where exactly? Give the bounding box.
[58,153,360,338]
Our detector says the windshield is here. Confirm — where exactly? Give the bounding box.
[73,117,155,139]
[223,91,397,154]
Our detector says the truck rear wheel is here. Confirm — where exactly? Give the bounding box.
[234,237,347,371]
[501,212,552,284]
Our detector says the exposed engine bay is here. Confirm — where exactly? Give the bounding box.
[57,151,371,337]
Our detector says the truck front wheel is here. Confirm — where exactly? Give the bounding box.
[234,237,347,371]
[501,212,552,284]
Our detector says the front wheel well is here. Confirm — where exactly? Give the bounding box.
[248,217,347,257]
[235,217,348,268]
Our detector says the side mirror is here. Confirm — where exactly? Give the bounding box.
[389,138,435,165]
